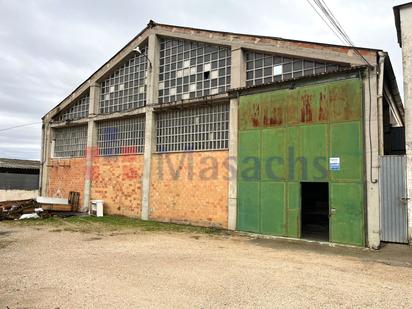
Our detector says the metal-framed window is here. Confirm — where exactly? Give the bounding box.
[158,38,231,104]
[97,117,145,156]
[56,94,89,121]
[99,46,148,114]
[245,51,346,87]
[156,103,229,152]
[53,125,88,158]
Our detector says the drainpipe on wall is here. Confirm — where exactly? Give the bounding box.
[39,122,45,195]
[377,52,386,156]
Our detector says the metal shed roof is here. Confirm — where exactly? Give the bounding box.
[0,158,40,170]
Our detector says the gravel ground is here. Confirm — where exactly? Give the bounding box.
[1,222,412,308]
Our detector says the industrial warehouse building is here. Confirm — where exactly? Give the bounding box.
[40,21,407,248]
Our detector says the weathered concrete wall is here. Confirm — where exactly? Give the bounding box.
[47,158,86,207]
[91,155,144,217]
[363,70,380,249]
[149,151,229,228]
[399,5,412,242]
[0,189,38,202]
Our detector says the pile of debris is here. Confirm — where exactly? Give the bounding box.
[0,192,80,220]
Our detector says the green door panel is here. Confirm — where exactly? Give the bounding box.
[238,131,261,182]
[237,78,365,246]
[239,90,289,130]
[237,181,260,233]
[239,95,261,131]
[330,79,362,122]
[330,122,363,182]
[287,126,301,182]
[330,183,364,246]
[287,182,300,238]
[300,124,328,181]
[261,182,286,236]
[261,92,286,127]
[286,91,299,125]
[261,129,286,181]
[298,84,329,124]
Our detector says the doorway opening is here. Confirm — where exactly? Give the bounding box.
[301,182,329,241]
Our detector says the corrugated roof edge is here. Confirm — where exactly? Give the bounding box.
[227,66,367,94]
[228,61,404,124]
[0,158,40,170]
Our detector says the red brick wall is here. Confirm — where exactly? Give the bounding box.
[91,155,144,217]
[47,158,86,207]
[150,151,229,228]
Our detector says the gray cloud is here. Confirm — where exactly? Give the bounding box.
[0,0,405,160]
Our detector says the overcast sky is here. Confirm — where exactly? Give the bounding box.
[0,0,406,160]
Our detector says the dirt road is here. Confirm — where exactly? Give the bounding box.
[1,219,412,308]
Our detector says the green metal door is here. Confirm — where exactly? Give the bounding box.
[329,121,364,245]
[287,182,300,237]
[261,182,286,235]
[238,130,261,233]
[237,78,365,246]
[260,128,287,235]
[330,183,364,246]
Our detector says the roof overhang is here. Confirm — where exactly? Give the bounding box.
[44,21,381,122]
[227,66,367,96]
[383,53,404,124]
[393,2,412,47]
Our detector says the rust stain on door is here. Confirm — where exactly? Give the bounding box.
[330,81,361,122]
[319,91,328,121]
[263,95,284,126]
[239,78,361,130]
[300,93,313,123]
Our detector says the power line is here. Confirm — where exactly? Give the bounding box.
[319,0,353,44]
[0,122,41,133]
[315,0,354,45]
[306,0,347,45]
[315,0,367,62]
[306,0,372,67]
[306,0,377,183]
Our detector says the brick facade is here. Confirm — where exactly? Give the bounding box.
[47,158,86,207]
[91,155,144,217]
[150,151,229,228]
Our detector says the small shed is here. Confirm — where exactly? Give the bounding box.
[0,158,40,201]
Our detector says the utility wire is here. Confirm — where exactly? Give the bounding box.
[319,0,353,44]
[0,122,41,133]
[310,0,372,67]
[315,0,354,45]
[306,0,347,45]
[306,0,377,183]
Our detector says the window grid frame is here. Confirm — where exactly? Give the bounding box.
[97,116,145,156]
[56,94,90,122]
[99,46,148,114]
[156,103,229,153]
[245,51,346,87]
[53,125,88,158]
[158,38,231,104]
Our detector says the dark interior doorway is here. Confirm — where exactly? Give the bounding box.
[301,182,329,241]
